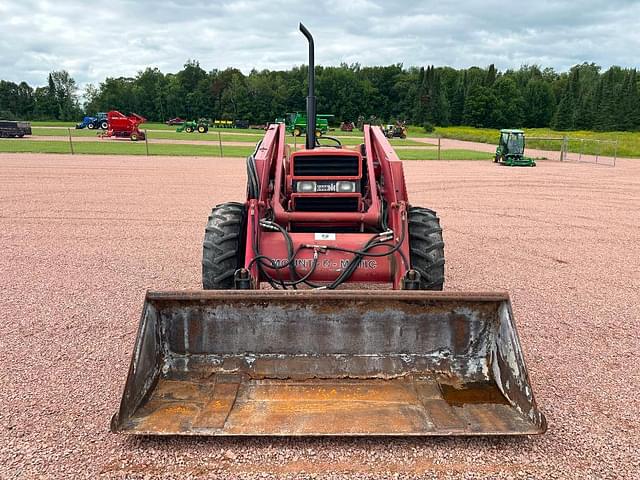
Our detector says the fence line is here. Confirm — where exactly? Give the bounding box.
[526,136,618,166]
[67,128,74,154]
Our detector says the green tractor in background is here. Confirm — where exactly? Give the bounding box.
[177,120,209,134]
[277,112,333,137]
[494,129,536,167]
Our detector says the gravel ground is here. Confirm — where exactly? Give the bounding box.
[1,153,638,479]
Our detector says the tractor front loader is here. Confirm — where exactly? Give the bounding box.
[112,24,546,437]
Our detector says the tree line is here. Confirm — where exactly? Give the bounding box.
[1,61,639,131]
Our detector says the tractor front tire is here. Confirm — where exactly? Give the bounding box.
[186,126,194,133]
[87,123,95,130]
[408,206,445,290]
[130,133,139,141]
[202,202,247,289]
[293,128,302,137]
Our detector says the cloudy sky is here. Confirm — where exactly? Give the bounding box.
[1,0,639,88]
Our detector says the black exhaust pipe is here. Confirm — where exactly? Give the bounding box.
[299,23,316,150]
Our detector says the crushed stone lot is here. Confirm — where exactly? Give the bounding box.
[1,153,638,479]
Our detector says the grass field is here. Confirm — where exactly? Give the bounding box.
[0,139,483,160]
[0,140,254,157]
[30,127,428,146]
[433,126,640,158]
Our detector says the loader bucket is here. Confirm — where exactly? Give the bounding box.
[111,290,546,436]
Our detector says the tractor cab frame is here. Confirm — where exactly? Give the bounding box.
[494,129,536,167]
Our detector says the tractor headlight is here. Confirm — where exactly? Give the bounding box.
[336,181,356,193]
[297,181,317,193]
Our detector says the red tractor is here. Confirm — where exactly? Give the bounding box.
[102,111,146,141]
[202,27,443,291]
[340,121,355,132]
[111,23,546,438]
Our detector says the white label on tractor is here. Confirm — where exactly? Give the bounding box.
[314,233,336,241]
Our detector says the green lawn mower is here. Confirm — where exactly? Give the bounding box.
[494,129,536,167]
[177,120,209,133]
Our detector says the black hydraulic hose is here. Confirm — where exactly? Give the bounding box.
[319,213,409,289]
[251,218,284,289]
[246,156,258,199]
[246,140,262,199]
[249,211,408,289]
[315,136,342,148]
[248,227,320,288]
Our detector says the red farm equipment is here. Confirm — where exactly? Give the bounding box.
[102,111,146,141]
[111,24,546,437]
[340,120,355,132]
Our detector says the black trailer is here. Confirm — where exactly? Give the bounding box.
[0,121,32,138]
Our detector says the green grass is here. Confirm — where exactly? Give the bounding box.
[433,126,639,158]
[32,127,102,137]
[29,121,77,127]
[0,139,485,160]
[0,139,254,157]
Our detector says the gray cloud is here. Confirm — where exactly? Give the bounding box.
[1,0,639,88]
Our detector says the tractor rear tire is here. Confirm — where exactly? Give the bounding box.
[408,206,445,290]
[100,121,108,130]
[130,133,139,141]
[197,125,207,133]
[202,202,247,289]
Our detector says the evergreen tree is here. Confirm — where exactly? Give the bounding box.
[485,64,497,87]
[449,72,466,125]
[625,70,640,130]
[492,76,524,127]
[523,78,555,127]
[552,68,580,130]
[463,85,497,127]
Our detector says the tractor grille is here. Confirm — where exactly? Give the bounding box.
[294,196,359,212]
[293,155,359,177]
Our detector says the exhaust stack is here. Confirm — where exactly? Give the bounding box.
[300,23,316,149]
